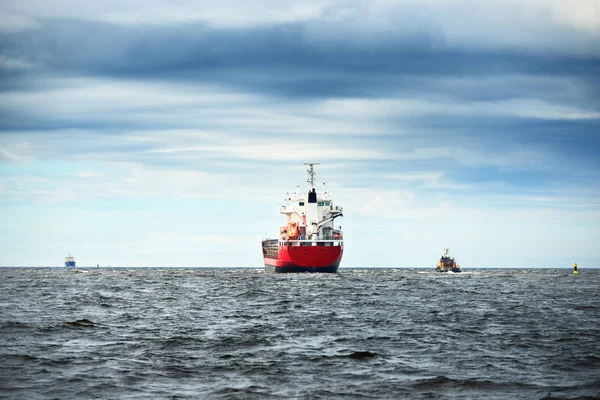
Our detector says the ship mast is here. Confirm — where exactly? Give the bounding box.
[303,162,320,189]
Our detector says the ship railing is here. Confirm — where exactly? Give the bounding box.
[279,239,343,247]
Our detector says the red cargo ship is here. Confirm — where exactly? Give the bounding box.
[262,163,344,273]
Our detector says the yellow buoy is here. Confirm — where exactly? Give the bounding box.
[573,262,578,274]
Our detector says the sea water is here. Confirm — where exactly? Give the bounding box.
[1,267,599,399]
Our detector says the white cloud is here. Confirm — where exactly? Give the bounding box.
[341,186,600,223]
[0,78,257,116]
[0,77,384,136]
[543,0,600,34]
[0,12,40,32]
[0,162,283,204]
[305,0,600,55]
[150,140,389,161]
[0,55,34,70]
[319,97,600,121]
[76,171,102,178]
[0,147,29,163]
[0,0,331,31]
[1,0,598,55]
[381,172,444,181]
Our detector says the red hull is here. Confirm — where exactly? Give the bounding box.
[263,243,343,273]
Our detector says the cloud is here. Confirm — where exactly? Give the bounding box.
[0,147,29,163]
[544,0,600,34]
[1,2,599,84]
[76,171,102,178]
[343,186,600,222]
[0,55,34,70]
[319,97,600,121]
[0,165,236,204]
[0,0,331,31]
[3,1,599,46]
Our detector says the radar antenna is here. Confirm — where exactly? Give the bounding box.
[303,162,320,189]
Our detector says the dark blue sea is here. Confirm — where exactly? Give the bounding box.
[1,267,599,399]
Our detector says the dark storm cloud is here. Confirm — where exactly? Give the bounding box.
[1,14,598,193]
[2,19,599,105]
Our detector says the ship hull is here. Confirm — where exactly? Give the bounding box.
[264,263,339,273]
[437,268,461,273]
[437,255,459,273]
[262,241,342,273]
[65,261,76,268]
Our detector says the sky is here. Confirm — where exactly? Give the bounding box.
[0,0,599,268]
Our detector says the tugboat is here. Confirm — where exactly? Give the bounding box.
[65,254,76,268]
[436,248,461,273]
[262,163,344,273]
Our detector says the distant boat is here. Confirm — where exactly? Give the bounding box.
[65,254,76,268]
[436,248,461,273]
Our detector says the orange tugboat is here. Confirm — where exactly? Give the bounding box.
[436,248,461,273]
[261,163,344,273]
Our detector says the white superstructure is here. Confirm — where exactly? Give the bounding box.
[278,163,343,242]
[64,254,76,267]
